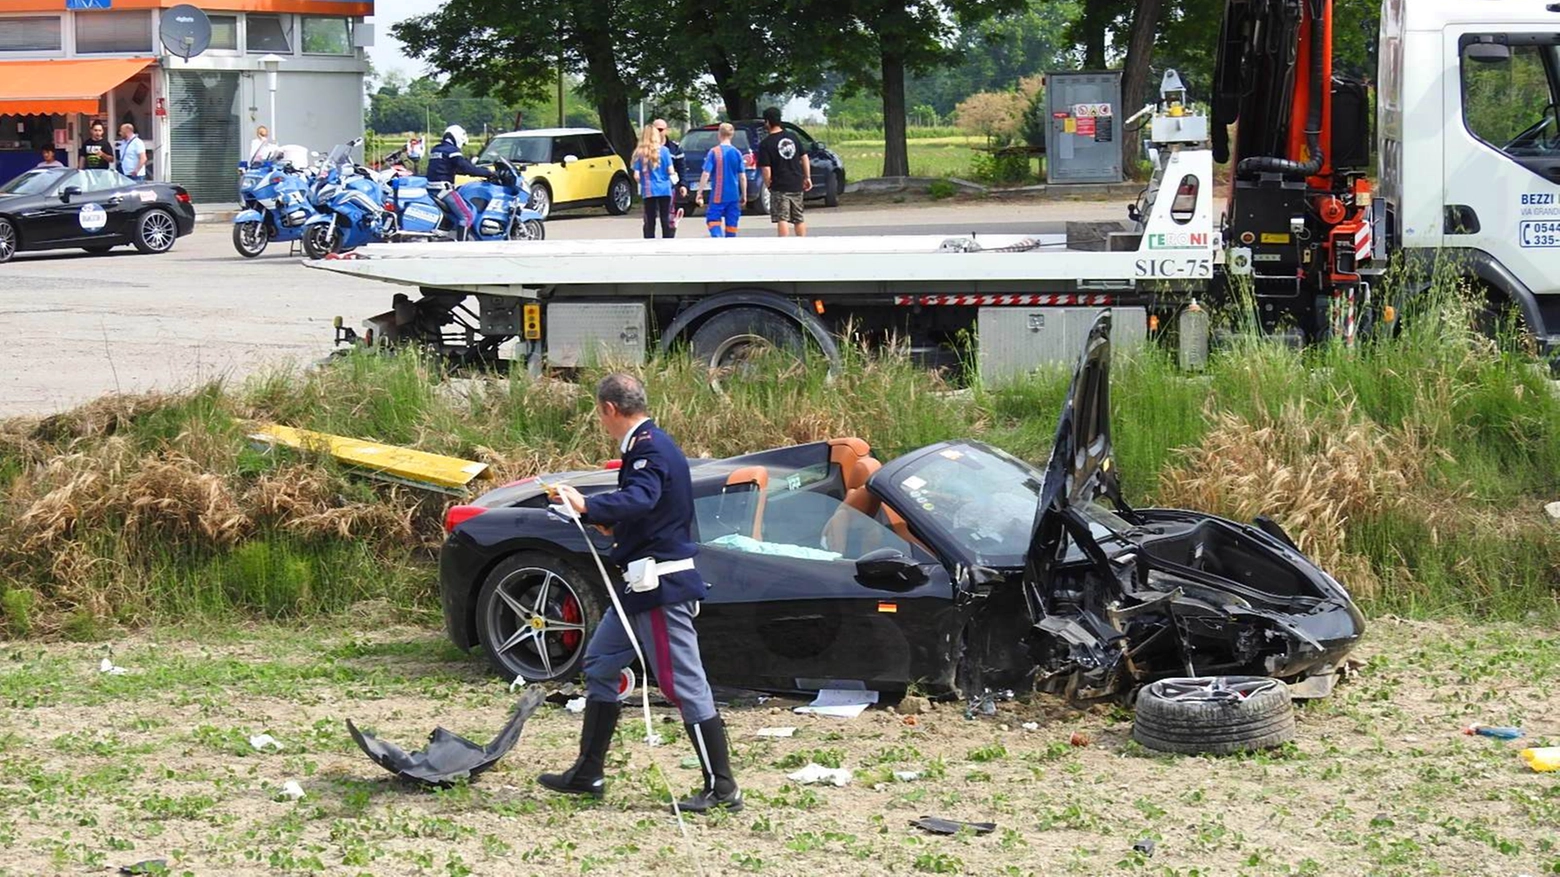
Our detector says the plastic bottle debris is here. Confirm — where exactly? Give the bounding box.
[756,727,796,738]
[278,780,305,801]
[98,657,128,676]
[1463,723,1522,740]
[248,734,283,752]
[787,763,853,786]
[1520,746,1560,772]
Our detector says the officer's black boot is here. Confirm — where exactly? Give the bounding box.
[538,698,620,798]
[676,715,742,813]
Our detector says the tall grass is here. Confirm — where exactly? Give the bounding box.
[1,278,1557,636]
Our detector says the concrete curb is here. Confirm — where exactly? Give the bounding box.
[194,204,242,225]
[844,176,1143,200]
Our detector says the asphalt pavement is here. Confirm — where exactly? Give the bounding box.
[1,198,1130,418]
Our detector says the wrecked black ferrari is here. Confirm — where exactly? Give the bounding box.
[438,311,1363,702]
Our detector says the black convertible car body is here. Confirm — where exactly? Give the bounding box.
[440,313,1365,701]
[0,167,195,263]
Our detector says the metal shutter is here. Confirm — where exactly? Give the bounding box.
[168,70,241,205]
[0,16,62,52]
[74,11,153,54]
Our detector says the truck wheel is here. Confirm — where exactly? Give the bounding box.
[690,307,806,386]
[606,175,632,215]
[1131,676,1295,755]
[824,171,841,208]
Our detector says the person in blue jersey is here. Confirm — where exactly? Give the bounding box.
[543,373,742,813]
[695,123,748,238]
[630,125,675,239]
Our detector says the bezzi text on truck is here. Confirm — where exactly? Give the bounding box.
[311,0,1560,378]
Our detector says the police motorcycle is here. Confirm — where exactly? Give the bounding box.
[301,139,398,259]
[442,155,546,242]
[232,143,320,258]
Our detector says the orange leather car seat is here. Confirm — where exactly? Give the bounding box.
[824,458,883,553]
[722,466,768,540]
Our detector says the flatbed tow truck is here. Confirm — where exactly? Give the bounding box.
[309,0,1560,378]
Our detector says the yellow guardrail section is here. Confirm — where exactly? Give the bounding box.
[250,425,489,491]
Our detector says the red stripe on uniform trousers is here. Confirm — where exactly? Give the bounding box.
[711,147,724,203]
[649,607,681,707]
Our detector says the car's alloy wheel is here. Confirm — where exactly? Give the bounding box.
[134,209,177,254]
[477,553,602,683]
[1131,676,1296,755]
[232,221,268,257]
[528,183,552,220]
[607,176,632,215]
[0,218,17,263]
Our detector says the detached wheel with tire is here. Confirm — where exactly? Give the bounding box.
[476,552,603,683]
[132,209,178,254]
[606,174,633,215]
[1131,676,1296,755]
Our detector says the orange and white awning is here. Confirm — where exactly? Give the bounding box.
[0,57,155,116]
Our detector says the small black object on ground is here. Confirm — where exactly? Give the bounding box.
[910,816,997,835]
[119,859,168,875]
[347,687,545,787]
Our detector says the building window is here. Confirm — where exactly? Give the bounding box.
[209,15,238,51]
[247,14,292,53]
[74,11,154,54]
[301,17,351,55]
[0,16,63,52]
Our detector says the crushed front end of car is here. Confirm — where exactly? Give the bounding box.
[1021,312,1365,702]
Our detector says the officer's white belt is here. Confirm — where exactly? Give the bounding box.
[625,557,696,593]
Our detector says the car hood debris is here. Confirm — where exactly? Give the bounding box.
[348,687,545,787]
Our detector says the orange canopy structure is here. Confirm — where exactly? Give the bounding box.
[0,57,154,116]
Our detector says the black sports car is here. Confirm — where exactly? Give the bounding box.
[439,313,1365,701]
[0,167,196,263]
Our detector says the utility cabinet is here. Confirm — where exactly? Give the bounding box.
[1046,71,1124,184]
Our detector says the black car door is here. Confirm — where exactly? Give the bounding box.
[32,170,135,245]
[785,124,835,184]
[692,487,954,693]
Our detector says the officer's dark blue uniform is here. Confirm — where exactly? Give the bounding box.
[538,412,741,813]
[425,134,487,184]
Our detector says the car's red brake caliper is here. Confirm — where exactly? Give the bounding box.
[561,596,582,649]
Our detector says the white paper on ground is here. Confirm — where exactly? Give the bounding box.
[893,770,921,782]
[98,657,128,675]
[249,734,283,752]
[787,763,853,786]
[564,696,586,713]
[793,689,878,719]
[509,674,527,692]
[279,780,305,800]
[756,726,797,738]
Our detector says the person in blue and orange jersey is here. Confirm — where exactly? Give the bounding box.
[695,123,747,238]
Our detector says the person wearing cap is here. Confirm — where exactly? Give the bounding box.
[653,119,687,230]
[695,123,747,238]
[756,106,811,237]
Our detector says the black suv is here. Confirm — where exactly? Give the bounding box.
[676,120,846,214]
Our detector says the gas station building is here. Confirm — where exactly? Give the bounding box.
[0,0,373,203]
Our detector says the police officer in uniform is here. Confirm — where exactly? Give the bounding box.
[426,124,494,238]
[544,373,742,813]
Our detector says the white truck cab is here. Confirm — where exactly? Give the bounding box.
[1381,0,1560,345]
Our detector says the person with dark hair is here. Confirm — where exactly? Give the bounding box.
[34,146,64,169]
[756,106,811,237]
[80,121,111,170]
[543,373,741,813]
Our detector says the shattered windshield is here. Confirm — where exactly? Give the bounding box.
[887,443,1041,565]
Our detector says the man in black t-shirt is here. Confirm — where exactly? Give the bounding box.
[79,121,112,170]
[756,107,812,237]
